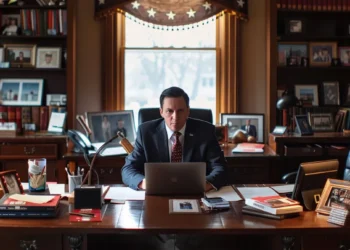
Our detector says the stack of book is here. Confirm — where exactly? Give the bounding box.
[328,205,350,226]
[201,197,230,210]
[0,194,60,218]
[244,195,303,220]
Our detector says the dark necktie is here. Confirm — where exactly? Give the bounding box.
[171,131,182,162]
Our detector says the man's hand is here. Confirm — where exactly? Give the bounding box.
[138,179,146,190]
[205,182,214,192]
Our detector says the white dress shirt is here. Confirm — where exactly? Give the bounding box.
[165,123,186,161]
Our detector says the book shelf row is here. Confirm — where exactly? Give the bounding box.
[277,0,350,11]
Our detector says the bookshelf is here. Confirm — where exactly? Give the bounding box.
[267,1,350,131]
[0,0,76,130]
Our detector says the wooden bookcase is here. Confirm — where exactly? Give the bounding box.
[0,0,76,129]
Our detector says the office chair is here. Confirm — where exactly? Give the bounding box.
[138,108,213,126]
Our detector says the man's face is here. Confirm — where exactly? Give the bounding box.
[45,55,52,64]
[118,121,124,128]
[19,52,23,58]
[160,96,189,131]
[246,120,251,126]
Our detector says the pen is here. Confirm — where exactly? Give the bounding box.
[69,212,95,217]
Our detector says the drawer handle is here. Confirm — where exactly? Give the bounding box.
[19,239,37,250]
[24,146,36,155]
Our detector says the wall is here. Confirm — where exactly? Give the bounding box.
[75,0,268,126]
[76,0,102,123]
[239,0,267,115]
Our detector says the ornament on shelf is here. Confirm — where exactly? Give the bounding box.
[59,0,65,6]
[48,0,56,6]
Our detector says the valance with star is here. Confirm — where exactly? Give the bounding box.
[95,0,248,25]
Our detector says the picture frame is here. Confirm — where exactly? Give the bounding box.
[36,47,62,68]
[338,46,350,66]
[0,14,21,36]
[0,48,3,62]
[295,84,319,106]
[215,125,228,144]
[344,83,350,106]
[0,78,44,106]
[278,42,308,66]
[309,42,337,67]
[294,115,313,135]
[316,179,350,215]
[220,113,264,143]
[308,113,334,132]
[86,110,136,144]
[322,81,339,105]
[169,199,201,214]
[285,19,304,34]
[0,170,24,195]
[3,44,36,68]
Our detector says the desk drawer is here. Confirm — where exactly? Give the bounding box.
[0,144,58,159]
[284,144,323,157]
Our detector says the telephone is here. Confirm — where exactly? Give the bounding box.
[67,130,95,154]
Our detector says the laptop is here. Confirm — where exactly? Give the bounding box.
[145,162,206,195]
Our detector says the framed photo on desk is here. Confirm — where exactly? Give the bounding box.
[0,170,24,195]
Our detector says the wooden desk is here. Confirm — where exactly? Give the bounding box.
[63,144,280,185]
[0,196,349,250]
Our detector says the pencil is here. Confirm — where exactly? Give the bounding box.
[69,212,95,217]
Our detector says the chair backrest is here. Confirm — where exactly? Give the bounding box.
[138,108,213,126]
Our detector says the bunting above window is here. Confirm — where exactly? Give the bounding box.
[95,0,248,25]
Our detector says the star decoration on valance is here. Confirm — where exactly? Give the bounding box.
[131,0,140,9]
[187,8,196,18]
[95,0,248,25]
[237,0,245,8]
[147,8,156,17]
[166,11,176,20]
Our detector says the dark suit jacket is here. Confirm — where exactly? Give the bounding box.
[241,125,257,138]
[121,118,227,190]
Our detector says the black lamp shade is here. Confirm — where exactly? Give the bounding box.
[276,94,299,110]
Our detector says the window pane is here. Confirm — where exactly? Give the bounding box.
[124,50,216,126]
[125,15,216,48]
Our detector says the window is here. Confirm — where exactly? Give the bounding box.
[124,15,216,126]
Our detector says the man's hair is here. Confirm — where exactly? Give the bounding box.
[45,53,52,58]
[159,86,189,108]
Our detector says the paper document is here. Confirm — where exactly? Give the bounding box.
[236,187,279,200]
[205,185,242,201]
[270,184,295,194]
[10,194,56,204]
[91,143,127,156]
[48,184,65,195]
[104,187,145,200]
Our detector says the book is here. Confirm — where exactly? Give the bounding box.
[69,205,108,222]
[246,195,300,208]
[245,198,303,215]
[0,208,59,218]
[201,197,230,209]
[242,205,300,220]
[0,194,60,211]
[232,143,264,153]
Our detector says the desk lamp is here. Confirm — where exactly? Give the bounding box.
[276,90,299,134]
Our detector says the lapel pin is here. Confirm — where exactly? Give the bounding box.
[189,133,194,136]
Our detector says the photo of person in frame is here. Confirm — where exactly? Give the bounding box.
[326,188,350,208]
[289,20,302,33]
[180,202,193,210]
[3,174,21,195]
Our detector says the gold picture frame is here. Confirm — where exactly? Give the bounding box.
[309,42,337,67]
[315,179,350,215]
[3,44,36,68]
[0,170,24,195]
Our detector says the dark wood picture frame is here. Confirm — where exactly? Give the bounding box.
[0,170,24,195]
[322,81,340,106]
[285,18,305,34]
[308,112,334,132]
[294,115,313,135]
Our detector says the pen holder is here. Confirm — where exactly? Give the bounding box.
[68,175,82,193]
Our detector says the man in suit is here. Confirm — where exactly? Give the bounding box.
[121,86,227,191]
[241,119,257,138]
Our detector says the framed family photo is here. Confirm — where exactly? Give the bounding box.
[316,179,350,215]
[295,85,319,106]
[295,115,313,135]
[322,81,339,105]
[220,113,264,143]
[0,78,43,106]
[278,42,308,66]
[36,47,61,68]
[0,170,24,195]
[1,14,21,36]
[309,42,337,67]
[86,110,136,145]
[308,113,334,132]
[3,44,36,67]
[338,46,350,66]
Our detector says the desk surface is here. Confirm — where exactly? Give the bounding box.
[0,196,345,235]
